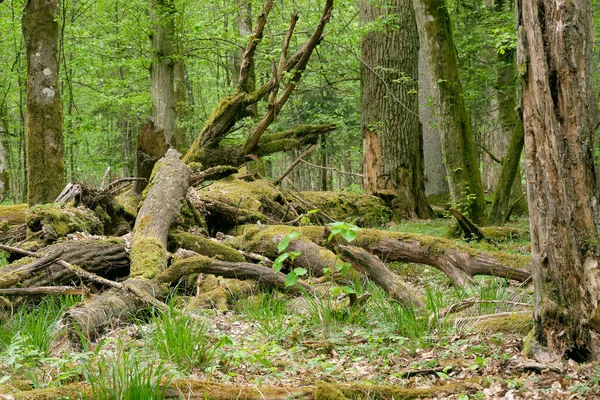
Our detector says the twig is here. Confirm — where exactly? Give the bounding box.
[0,286,91,297]
[108,177,147,192]
[272,143,318,186]
[479,142,503,165]
[439,297,532,319]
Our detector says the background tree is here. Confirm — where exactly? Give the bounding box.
[518,0,600,359]
[414,0,486,224]
[22,0,65,205]
[360,0,433,219]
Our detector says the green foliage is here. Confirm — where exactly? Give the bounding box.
[327,221,360,242]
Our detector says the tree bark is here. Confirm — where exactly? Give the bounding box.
[414,0,486,224]
[360,0,433,220]
[22,0,65,205]
[150,0,176,144]
[519,0,600,360]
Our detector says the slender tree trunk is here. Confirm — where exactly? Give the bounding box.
[150,0,176,144]
[519,0,600,360]
[173,60,188,152]
[22,0,65,205]
[414,0,486,224]
[361,0,433,219]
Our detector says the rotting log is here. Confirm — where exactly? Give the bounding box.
[234,225,531,287]
[188,274,256,312]
[157,253,314,295]
[193,176,396,233]
[0,239,129,289]
[338,245,422,308]
[5,378,487,400]
[169,231,246,262]
[130,149,191,279]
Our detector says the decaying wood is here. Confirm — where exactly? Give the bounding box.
[449,208,486,241]
[237,225,531,287]
[0,286,90,297]
[157,253,315,295]
[272,143,318,186]
[338,245,422,308]
[55,150,190,346]
[134,119,169,194]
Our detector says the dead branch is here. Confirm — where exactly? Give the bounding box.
[272,143,318,186]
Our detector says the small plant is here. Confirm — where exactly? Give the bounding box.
[327,221,361,242]
[272,231,307,287]
[85,340,171,400]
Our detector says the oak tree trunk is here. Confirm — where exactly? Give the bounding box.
[22,0,65,205]
[519,0,600,360]
[360,0,433,219]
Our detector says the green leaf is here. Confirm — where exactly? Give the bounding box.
[277,232,302,253]
[284,271,298,287]
[273,253,289,273]
[293,267,307,276]
[340,229,358,242]
[341,286,356,294]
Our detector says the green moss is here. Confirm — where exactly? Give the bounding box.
[300,191,393,227]
[315,381,349,400]
[130,236,168,279]
[169,231,245,262]
[27,204,103,237]
[0,204,28,225]
[115,189,140,218]
[427,193,451,208]
[470,312,533,335]
[0,220,9,233]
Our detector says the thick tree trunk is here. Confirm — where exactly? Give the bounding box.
[518,0,600,360]
[150,0,176,144]
[360,0,433,220]
[22,0,65,205]
[414,0,486,224]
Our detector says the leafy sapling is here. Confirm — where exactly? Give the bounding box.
[272,231,307,287]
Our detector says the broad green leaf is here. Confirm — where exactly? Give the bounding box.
[284,271,298,287]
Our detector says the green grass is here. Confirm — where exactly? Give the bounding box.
[0,295,79,355]
[234,291,291,341]
[85,340,171,400]
[151,303,221,373]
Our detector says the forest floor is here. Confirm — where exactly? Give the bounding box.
[1,217,599,399]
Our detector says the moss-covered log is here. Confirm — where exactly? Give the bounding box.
[27,203,104,240]
[191,124,336,168]
[234,225,531,287]
[169,231,246,262]
[194,176,396,233]
[130,149,190,279]
[157,253,314,295]
[0,239,129,289]
[55,277,166,346]
[338,245,422,308]
[0,203,28,225]
[5,378,487,400]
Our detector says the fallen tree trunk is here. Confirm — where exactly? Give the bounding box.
[338,245,422,308]
[157,253,315,295]
[0,239,129,289]
[54,150,190,346]
[234,225,531,287]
